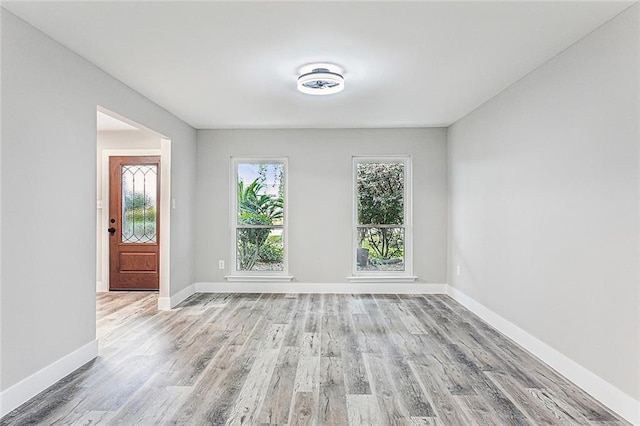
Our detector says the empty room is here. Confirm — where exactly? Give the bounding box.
[1,1,638,425]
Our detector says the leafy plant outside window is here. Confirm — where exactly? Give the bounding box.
[235,162,285,271]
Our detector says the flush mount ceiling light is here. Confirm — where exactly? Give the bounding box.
[297,63,345,95]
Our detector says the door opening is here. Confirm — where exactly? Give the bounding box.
[96,107,171,304]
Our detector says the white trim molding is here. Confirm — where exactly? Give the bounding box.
[229,157,289,280]
[352,156,414,280]
[157,297,171,311]
[347,275,417,283]
[0,340,98,418]
[158,283,197,310]
[447,286,640,425]
[196,281,446,294]
[225,275,294,283]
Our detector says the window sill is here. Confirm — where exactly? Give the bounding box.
[225,275,294,283]
[347,275,418,283]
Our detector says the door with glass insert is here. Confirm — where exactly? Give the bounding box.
[109,156,160,290]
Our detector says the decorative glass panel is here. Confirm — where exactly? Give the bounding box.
[121,165,157,243]
[236,228,283,271]
[356,227,405,271]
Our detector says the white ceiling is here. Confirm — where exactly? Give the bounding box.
[4,1,633,129]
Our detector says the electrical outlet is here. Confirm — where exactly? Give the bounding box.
[456,265,461,276]
[218,260,225,270]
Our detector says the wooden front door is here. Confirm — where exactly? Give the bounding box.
[109,156,160,290]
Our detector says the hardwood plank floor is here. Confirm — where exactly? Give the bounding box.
[1,292,629,425]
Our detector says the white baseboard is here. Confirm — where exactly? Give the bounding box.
[158,283,197,310]
[447,286,640,425]
[96,281,107,292]
[194,281,448,294]
[157,296,171,310]
[0,340,98,418]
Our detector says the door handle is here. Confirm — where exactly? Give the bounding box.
[108,227,116,235]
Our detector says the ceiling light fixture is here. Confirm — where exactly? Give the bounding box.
[297,64,345,95]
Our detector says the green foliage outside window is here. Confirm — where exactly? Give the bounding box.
[236,168,284,270]
[122,192,156,241]
[357,162,405,263]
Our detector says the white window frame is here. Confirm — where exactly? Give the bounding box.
[227,157,291,282]
[349,156,416,282]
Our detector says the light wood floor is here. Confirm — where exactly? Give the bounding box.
[1,292,628,425]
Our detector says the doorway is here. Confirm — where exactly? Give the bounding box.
[96,108,171,300]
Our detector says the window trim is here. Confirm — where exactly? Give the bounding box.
[228,156,290,280]
[350,156,415,281]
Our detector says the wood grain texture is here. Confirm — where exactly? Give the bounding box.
[0,292,629,425]
[258,346,300,424]
[318,357,349,426]
[347,394,383,426]
[108,155,160,290]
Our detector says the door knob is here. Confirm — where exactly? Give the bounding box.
[108,227,116,235]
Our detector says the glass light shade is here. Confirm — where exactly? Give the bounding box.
[297,68,345,95]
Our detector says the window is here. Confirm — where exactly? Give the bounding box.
[231,158,288,276]
[353,157,413,279]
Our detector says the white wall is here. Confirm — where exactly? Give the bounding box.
[196,128,447,284]
[0,9,196,394]
[448,4,639,406]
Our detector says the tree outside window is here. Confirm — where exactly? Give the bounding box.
[234,161,286,272]
[355,158,409,273]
